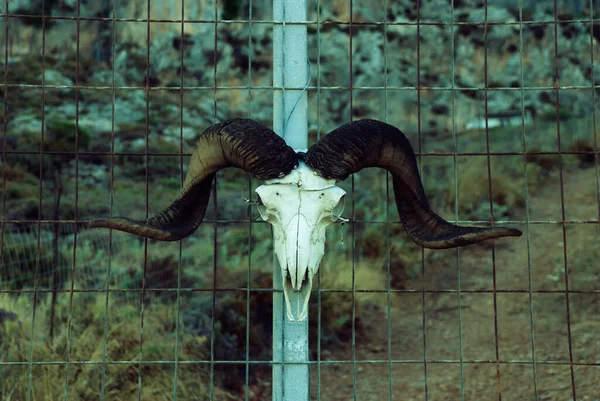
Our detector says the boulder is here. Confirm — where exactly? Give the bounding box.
[40,69,74,95]
[466,7,519,48]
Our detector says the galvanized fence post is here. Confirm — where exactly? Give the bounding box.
[272,0,310,400]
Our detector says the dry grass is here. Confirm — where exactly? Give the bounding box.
[446,157,526,218]
[0,294,236,401]
[309,252,397,346]
[524,150,562,174]
[570,137,599,167]
[201,250,397,351]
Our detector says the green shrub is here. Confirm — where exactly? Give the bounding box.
[13,0,58,28]
[538,108,575,121]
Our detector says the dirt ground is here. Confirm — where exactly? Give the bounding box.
[303,166,600,401]
[306,166,600,401]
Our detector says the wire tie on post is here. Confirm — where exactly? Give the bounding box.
[243,197,261,205]
[337,217,349,245]
[335,216,350,223]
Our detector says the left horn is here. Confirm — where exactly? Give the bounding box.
[304,119,522,249]
[89,118,299,241]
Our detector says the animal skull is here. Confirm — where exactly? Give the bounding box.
[255,161,345,321]
[89,119,521,324]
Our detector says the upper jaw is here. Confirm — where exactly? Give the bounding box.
[282,265,313,322]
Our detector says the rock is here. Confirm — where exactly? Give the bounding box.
[467,6,516,23]
[431,103,449,115]
[466,7,518,47]
[487,54,521,88]
[111,96,147,125]
[0,309,18,325]
[419,0,455,22]
[455,61,479,88]
[222,23,272,72]
[583,62,600,85]
[64,160,108,185]
[387,16,415,39]
[40,69,74,94]
[353,31,385,87]
[129,138,147,153]
[117,25,239,88]
[522,46,553,86]
[351,2,386,22]
[58,0,77,12]
[78,116,115,136]
[309,29,351,86]
[531,7,555,22]
[7,114,42,137]
[163,126,198,142]
[558,59,589,87]
[47,103,81,119]
[486,90,520,112]
[88,69,127,87]
[2,0,599,173]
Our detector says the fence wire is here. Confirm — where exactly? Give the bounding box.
[1,0,599,400]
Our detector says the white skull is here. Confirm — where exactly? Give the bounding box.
[255,161,346,321]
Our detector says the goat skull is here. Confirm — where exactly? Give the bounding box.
[256,161,345,321]
[89,119,521,323]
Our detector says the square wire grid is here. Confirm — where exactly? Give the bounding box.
[0,0,599,400]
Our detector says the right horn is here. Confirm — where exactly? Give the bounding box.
[305,119,522,249]
[89,118,299,241]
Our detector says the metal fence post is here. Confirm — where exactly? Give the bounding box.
[272,0,309,400]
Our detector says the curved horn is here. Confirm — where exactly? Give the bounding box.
[305,119,522,249]
[90,118,299,241]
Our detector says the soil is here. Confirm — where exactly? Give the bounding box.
[308,166,600,401]
[242,165,600,401]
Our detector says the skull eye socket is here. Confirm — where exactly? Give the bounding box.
[255,194,269,221]
[331,194,346,222]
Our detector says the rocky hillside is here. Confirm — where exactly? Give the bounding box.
[2,1,599,128]
[1,0,598,222]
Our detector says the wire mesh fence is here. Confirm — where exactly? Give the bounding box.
[1,0,599,400]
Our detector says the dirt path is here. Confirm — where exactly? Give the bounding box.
[312,166,600,401]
